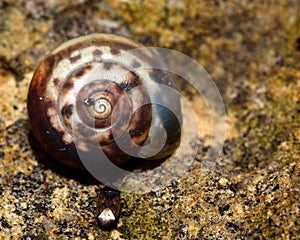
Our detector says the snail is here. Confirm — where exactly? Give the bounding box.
[27,33,181,228]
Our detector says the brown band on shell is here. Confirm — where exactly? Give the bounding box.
[74,65,92,78]
[93,49,103,57]
[69,54,81,63]
[27,33,180,170]
[61,104,74,119]
[50,34,144,65]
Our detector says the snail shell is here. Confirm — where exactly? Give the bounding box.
[27,33,181,170]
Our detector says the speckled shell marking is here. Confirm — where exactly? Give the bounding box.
[27,33,181,169]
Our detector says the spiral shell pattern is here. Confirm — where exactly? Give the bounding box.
[27,34,181,169]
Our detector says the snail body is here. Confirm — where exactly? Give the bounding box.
[27,33,181,170]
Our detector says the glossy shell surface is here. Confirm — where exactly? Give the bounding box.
[27,33,181,169]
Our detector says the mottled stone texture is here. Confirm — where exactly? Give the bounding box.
[0,0,299,239]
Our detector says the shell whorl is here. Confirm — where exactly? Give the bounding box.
[27,33,181,169]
